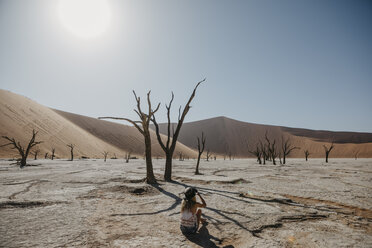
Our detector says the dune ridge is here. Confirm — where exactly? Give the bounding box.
[0,90,197,159]
[151,116,372,158]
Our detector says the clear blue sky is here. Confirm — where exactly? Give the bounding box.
[0,0,371,132]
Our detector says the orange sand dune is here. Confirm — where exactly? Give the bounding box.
[0,90,197,159]
[151,116,372,158]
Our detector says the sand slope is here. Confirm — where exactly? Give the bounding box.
[0,90,197,159]
[151,116,372,158]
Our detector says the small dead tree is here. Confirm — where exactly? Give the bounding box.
[1,129,43,168]
[67,144,75,161]
[195,132,206,175]
[178,152,184,161]
[44,152,49,159]
[102,151,109,162]
[304,149,310,161]
[99,91,160,184]
[206,150,211,161]
[152,79,205,181]
[323,142,335,163]
[51,148,56,160]
[260,141,267,165]
[31,148,41,160]
[248,142,262,164]
[354,150,360,160]
[125,151,131,163]
[281,136,300,164]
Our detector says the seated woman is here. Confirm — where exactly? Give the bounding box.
[180,187,207,234]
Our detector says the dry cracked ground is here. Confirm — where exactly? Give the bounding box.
[0,158,371,247]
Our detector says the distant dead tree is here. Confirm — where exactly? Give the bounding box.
[206,150,211,161]
[51,148,56,160]
[31,148,40,160]
[323,142,335,163]
[260,141,267,165]
[102,151,109,162]
[125,151,131,163]
[214,155,216,160]
[195,132,206,175]
[248,142,262,164]
[44,152,49,159]
[265,132,278,164]
[354,150,360,160]
[178,152,184,161]
[304,149,310,161]
[67,144,75,161]
[1,129,43,168]
[281,136,300,164]
[99,91,160,184]
[151,79,205,181]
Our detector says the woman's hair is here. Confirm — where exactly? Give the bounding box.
[181,187,197,211]
[181,196,196,211]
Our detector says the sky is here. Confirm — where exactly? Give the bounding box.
[0,0,371,132]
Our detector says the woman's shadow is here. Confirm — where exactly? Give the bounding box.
[183,222,234,248]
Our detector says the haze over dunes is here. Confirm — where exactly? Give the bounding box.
[151,117,372,158]
[0,90,196,159]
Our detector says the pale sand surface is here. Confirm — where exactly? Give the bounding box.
[0,158,371,247]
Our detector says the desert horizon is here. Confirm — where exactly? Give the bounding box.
[1,1,371,247]
[1,89,372,160]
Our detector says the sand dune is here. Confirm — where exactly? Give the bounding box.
[0,90,197,159]
[151,116,372,158]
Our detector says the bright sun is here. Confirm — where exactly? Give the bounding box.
[58,0,111,39]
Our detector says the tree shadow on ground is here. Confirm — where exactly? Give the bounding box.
[184,222,234,248]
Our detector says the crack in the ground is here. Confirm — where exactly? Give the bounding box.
[8,180,49,200]
[0,200,68,209]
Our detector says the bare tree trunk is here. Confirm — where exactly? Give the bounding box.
[67,144,75,161]
[51,148,55,160]
[304,150,310,161]
[195,132,206,175]
[144,133,157,184]
[323,143,334,163]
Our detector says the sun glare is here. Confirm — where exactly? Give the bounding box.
[58,0,111,39]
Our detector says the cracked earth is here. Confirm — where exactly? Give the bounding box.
[0,158,371,247]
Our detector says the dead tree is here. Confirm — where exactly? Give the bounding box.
[67,144,75,161]
[248,142,262,164]
[304,149,310,161]
[45,152,49,159]
[99,91,160,184]
[281,136,299,164]
[125,151,131,163]
[151,79,205,181]
[206,150,211,161]
[269,141,278,165]
[195,132,206,175]
[51,148,56,160]
[260,141,267,165]
[214,155,216,160]
[1,129,43,168]
[102,151,109,162]
[31,148,41,160]
[323,142,335,163]
[178,152,184,161]
[265,133,278,165]
[354,150,359,160]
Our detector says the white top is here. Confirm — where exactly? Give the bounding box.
[180,210,197,227]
